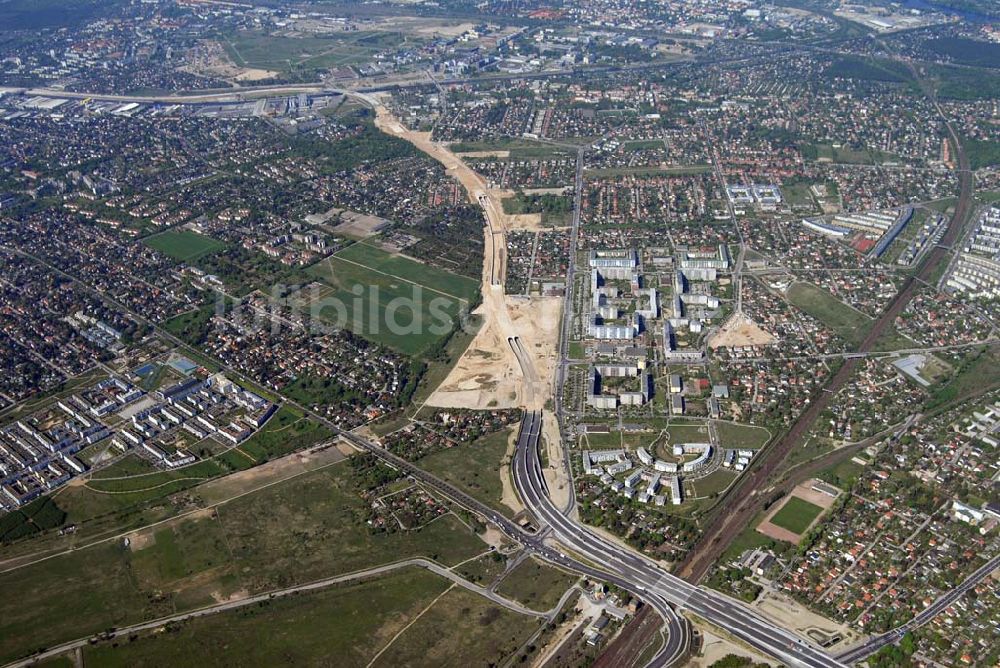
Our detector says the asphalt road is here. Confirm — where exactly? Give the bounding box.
[511,412,692,667]
[835,553,1000,664]
[677,113,976,584]
[512,411,847,668]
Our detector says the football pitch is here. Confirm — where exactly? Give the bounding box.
[145,230,226,262]
[769,496,824,535]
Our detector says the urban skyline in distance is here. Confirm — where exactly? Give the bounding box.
[0,0,997,667]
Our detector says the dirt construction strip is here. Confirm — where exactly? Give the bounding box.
[358,92,554,412]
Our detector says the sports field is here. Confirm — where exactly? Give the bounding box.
[305,244,479,355]
[144,230,225,262]
[769,496,824,535]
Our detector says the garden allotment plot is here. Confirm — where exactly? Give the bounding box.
[305,243,480,356]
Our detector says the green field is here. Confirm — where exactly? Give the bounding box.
[456,552,509,585]
[163,304,216,345]
[818,459,864,490]
[236,404,331,464]
[370,586,541,667]
[449,138,573,159]
[0,463,486,664]
[724,523,783,562]
[144,230,225,263]
[419,428,515,517]
[715,422,771,450]
[215,467,485,593]
[52,407,327,525]
[622,139,665,151]
[88,453,160,479]
[926,345,1000,409]
[666,422,710,445]
[769,497,824,535]
[495,557,579,611]
[306,245,475,355]
[583,164,712,179]
[688,468,738,498]
[965,139,1000,171]
[223,31,411,72]
[804,143,874,165]
[335,243,480,302]
[83,568,451,667]
[786,282,872,347]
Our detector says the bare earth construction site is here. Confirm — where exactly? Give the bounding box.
[0,2,998,668]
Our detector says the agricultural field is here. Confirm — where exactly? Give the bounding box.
[305,244,477,355]
[144,230,226,263]
[335,243,480,303]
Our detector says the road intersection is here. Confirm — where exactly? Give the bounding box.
[511,411,848,668]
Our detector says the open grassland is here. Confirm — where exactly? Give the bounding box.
[769,497,824,535]
[223,31,413,72]
[666,421,710,445]
[0,541,149,664]
[216,466,484,592]
[456,552,510,586]
[56,407,329,523]
[306,246,473,356]
[83,568,450,667]
[0,463,485,664]
[418,428,514,517]
[336,243,480,303]
[688,468,738,499]
[89,453,160,480]
[786,282,872,348]
[715,421,771,450]
[370,586,542,667]
[495,557,579,611]
[144,230,225,263]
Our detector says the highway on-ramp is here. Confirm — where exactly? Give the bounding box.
[512,411,848,668]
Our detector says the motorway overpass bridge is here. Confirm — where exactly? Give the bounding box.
[511,411,848,668]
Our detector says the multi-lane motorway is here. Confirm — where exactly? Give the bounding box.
[512,411,848,668]
[511,412,692,667]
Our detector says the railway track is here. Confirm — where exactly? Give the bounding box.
[677,105,975,584]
